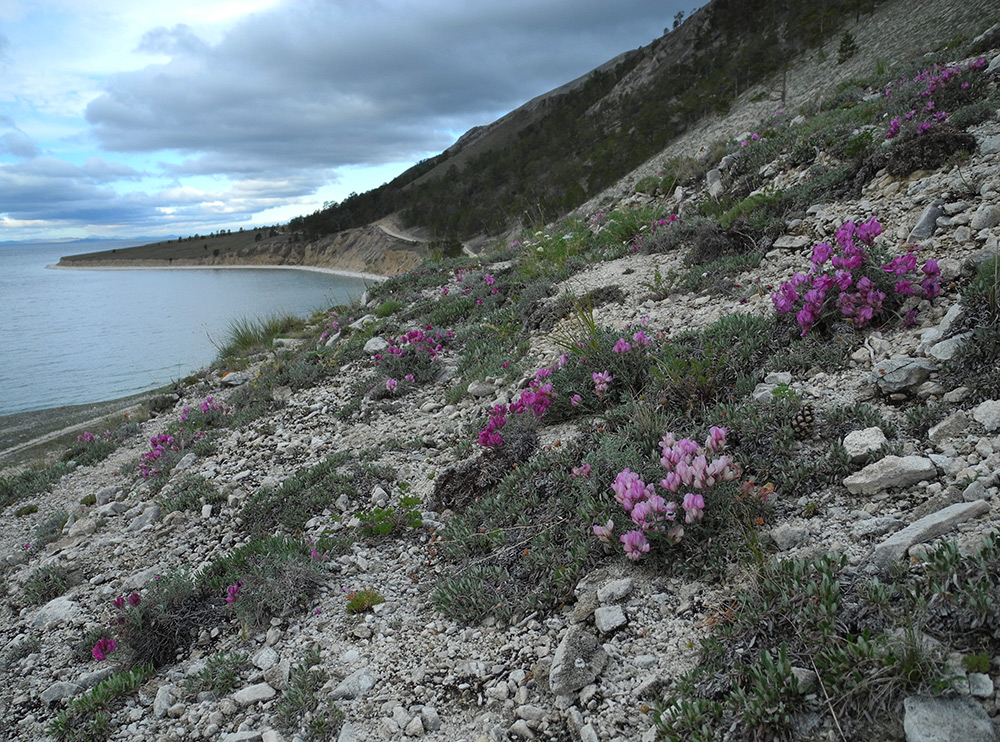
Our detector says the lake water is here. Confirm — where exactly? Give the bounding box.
[0,240,373,416]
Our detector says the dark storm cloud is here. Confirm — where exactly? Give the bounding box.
[86,0,672,176]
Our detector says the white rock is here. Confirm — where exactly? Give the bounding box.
[973,400,1000,432]
[232,683,276,706]
[842,427,887,463]
[843,456,937,495]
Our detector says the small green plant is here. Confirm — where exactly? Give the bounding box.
[15,504,38,517]
[185,652,249,697]
[274,648,344,738]
[201,535,325,629]
[31,510,69,551]
[216,312,300,361]
[80,494,97,506]
[49,664,155,742]
[114,570,214,668]
[357,490,422,538]
[23,564,72,606]
[158,474,223,513]
[345,587,385,614]
[962,653,991,673]
[0,463,72,511]
[837,31,858,64]
[375,299,404,318]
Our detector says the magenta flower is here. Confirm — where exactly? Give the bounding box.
[385,377,398,392]
[632,330,652,347]
[612,337,631,354]
[570,393,582,407]
[705,426,727,453]
[128,592,141,607]
[225,581,244,604]
[113,596,126,610]
[592,519,614,543]
[611,469,654,512]
[571,463,592,479]
[92,637,117,662]
[682,492,706,523]
[592,371,613,398]
[620,530,650,561]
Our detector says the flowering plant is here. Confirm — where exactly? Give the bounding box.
[771,218,940,335]
[593,427,741,560]
[373,325,453,391]
[91,637,117,662]
[882,56,988,140]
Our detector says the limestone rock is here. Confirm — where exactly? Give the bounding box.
[330,667,376,700]
[873,500,990,569]
[253,646,278,671]
[872,358,937,394]
[30,596,81,628]
[221,371,248,386]
[842,427,887,463]
[908,201,943,241]
[706,169,723,198]
[843,456,937,495]
[972,400,1000,432]
[593,605,627,634]
[153,684,175,717]
[596,577,633,603]
[127,504,162,532]
[928,411,971,446]
[970,203,1000,231]
[232,683,275,706]
[549,626,607,696]
[902,694,998,742]
[41,681,83,705]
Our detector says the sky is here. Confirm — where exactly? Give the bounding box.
[0,0,698,242]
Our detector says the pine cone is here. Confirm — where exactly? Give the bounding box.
[791,404,815,439]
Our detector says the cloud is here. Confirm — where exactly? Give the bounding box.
[5,0,682,239]
[86,0,670,178]
[136,24,210,56]
[1,129,39,158]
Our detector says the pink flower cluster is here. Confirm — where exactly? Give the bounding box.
[629,213,678,252]
[138,433,178,479]
[593,427,740,561]
[592,371,613,398]
[374,326,451,365]
[319,310,340,341]
[771,218,939,335]
[884,57,986,139]
[478,405,508,448]
[180,396,228,423]
[225,580,244,604]
[112,592,142,610]
[92,637,117,661]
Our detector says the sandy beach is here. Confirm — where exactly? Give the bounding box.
[47,261,386,282]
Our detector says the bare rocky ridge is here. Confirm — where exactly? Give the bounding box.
[4,21,1000,742]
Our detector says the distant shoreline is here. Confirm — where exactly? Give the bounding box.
[47,262,385,281]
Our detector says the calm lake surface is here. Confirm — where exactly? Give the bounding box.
[0,240,372,416]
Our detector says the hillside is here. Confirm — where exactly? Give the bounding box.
[4,7,1000,742]
[64,0,999,275]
